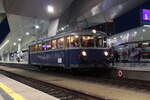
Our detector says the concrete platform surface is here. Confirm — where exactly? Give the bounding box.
[0,74,59,100]
[0,66,150,100]
[113,63,150,71]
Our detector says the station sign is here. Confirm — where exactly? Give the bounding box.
[142,9,150,25]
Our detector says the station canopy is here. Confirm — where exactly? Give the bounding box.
[0,0,148,54]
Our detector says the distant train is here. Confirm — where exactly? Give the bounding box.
[28,30,110,69]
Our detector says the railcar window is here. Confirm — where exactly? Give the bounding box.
[70,35,80,48]
[52,40,57,49]
[31,45,36,51]
[96,36,104,47]
[42,41,52,50]
[38,44,42,51]
[57,38,64,49]
[35,44,39,51]
[81,36,95,47]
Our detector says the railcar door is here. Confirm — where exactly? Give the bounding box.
[64,36,70,68]
[64,50,70,68]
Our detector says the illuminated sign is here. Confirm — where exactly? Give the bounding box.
[142,9,150,21]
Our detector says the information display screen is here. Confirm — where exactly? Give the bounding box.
[142,9,150,21]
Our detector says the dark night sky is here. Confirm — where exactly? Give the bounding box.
[114,0,150,33]
[0,17,10,44]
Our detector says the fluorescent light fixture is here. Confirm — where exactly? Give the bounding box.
[0,40,9,50]
[144,25,150,28]
[143,42,149,45]
[47,5,54,13]
[120,35,123,38]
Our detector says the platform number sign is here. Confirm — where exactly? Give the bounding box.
[142,9,150,25]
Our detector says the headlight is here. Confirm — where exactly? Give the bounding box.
[82,51,87,56]
[104,51,109,56]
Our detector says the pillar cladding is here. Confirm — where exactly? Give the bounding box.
[0,0,5,13]
[58,0,100,28]
[48,18,59,37]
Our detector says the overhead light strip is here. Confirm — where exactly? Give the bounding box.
[0,40,10,50]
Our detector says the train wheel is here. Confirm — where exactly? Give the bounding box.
[117,69,124,78]
[38,66,45,70]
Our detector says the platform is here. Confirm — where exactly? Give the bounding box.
[0,65,150,100]
[0,74,59,100]
[110,62,150,81]
[113,62,150,71]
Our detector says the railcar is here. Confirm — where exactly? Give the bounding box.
[29,30,109,69]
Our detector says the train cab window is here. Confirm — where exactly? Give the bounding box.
[96,36,104,48]
[70,35,80,48]
[52,40,57,49]
[57,38,64,49]
[42,41,52,50]
[81,36,95,47]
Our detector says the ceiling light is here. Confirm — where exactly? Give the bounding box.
[18,38,22,42]
[134,31,137,34]
[61,27,64,31]
[35,25,40,29]
[92,29,97,33]
[26,32,30,35]
[13,43,17,46]
[47,5,54,13]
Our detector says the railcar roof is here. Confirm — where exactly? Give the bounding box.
[30,30,107,45]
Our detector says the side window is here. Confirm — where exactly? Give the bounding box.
[42,41,51,50]
[38,44,42,51]
[31,45,35,52]
[52,40,57,49]
[70,35,80,48]
[35,44,39,51]
[57,38,64,49]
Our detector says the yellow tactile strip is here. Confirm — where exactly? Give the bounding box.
[0,82,26,100]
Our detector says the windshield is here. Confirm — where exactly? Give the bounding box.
[81,36,95,47]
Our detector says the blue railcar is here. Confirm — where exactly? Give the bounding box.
[29,30,109,69]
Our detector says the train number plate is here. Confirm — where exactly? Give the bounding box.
[58,58,62,63]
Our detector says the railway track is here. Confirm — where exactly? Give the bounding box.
[0,70,109,100]
[1,63,150,94]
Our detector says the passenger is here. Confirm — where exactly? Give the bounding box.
[16,57,20,62]
[136,44,142,62]
[114,50,120,62]
[130,48,136,62]
[71,40,79,47]
[109,47,115,66]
